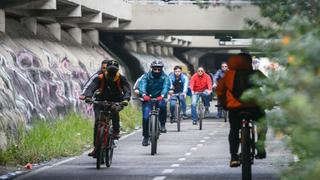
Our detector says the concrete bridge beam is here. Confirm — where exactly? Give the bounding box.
[162,46,169,56]
[28,4,81,17]
[1,0,57,10]
[21,17,37,35]
[46,23,61,40]
[67,27,82,44]
[137,41,147,53]
[147,43,155,54]
[124,40,137,52]
[0,10,4,33]
[154,45,162,56]
[85,29,99,45]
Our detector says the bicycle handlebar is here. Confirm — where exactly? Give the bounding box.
[84,99,128,107]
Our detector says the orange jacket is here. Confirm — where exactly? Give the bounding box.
[216,55,260,109]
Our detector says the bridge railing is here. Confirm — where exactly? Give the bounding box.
[126,0,252,5]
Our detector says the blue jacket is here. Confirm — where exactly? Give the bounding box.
[139,71,170,98]
[213,69,226,84]
[168,72,189,94]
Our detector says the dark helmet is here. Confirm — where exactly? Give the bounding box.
[150,60,164,68]
[106,60,119,68]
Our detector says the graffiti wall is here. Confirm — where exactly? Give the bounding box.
[0,18,114,149]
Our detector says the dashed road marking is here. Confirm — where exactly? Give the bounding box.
[200,140,206,143]
[185,152,192,156]
[203,136,210,139]
[162,169,175,174]
[178,158,186,161]
[197,144,203,147]
[153,176,166,180]
[171,164,180,167]
[190,147,197,151]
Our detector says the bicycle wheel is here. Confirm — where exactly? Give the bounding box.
[150,115,157,155]
[96,126,105,169]
[105,128,114,167]
[175,103,181,132]
[198,103,204,130]
[241,125,252,180]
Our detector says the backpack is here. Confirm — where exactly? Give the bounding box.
[232,70,254,99]
[98,73,122,94]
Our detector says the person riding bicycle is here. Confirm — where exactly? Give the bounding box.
[216,53,267,168]
[213,62,228,118]
[168,65,189,121]
[190,66,212,125]
[138,60,170,146]
[80,60,131,156]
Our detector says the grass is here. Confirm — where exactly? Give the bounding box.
[0,104,141,166]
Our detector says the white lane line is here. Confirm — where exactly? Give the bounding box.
[197,144,203,147]
[209,133,214,136]
[162,169,175,174]
[178,158,186,161]
[185,152,192,156]
[121,129,142,140]
[153,176,166,180]
[190,147,197,151]
[200,140,206,143]
[171,164,180,167]
[203,136,210,139]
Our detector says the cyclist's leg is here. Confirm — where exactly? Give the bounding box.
[253,108,267,158]
[158,99,167,132]
[111,110,120,139]
[179,95,187,116]
[202,93,211,110]
[191,94,199,122]
[228,109,241,160]
[169,97,177,118]
[142,101,152,138]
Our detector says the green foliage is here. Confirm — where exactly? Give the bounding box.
[246,0,320,179]
[0,113,93,165]
[120,103,141,132]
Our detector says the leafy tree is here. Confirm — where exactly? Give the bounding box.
[244,1,320,179]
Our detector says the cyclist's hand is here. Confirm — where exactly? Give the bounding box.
[156,96,163,101]
[143,95,151,101]
[207,90,212,95]
[134,89,140,95]
[121,100,129,106]
[213,83,217,89]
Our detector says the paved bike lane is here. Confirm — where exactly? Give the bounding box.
[15,119,292,180]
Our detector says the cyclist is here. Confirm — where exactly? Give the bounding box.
[213,62,228,118]
[80,60,131,156]
[138,60,170,146]
[216,53,267,167]
[168,65,189,121]
[190,66,212,125]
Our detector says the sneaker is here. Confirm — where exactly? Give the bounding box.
[142,137,150,146]
[182,114,188,119]
[205,108,210,115]
[192,121,197,125]
[88,149,96,157]
[255,151,267,159]
[229,156,240,168]
[160,125,167,133]
[112,132,120,140]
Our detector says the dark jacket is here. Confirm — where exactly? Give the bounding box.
[81,73,131,102]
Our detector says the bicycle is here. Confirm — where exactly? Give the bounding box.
[193,92,206,130]
[215,105,228,123]
[170,93,183,132]
[85,99,127,169]
[239,111,256,180]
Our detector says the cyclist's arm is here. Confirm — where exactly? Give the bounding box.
[81,71,100,95]
[120,76,131,101]
[160,75,170,97]
[139,73,148,96]
[216,75,227,107]
[182,74,189,94]
[81,74,100,98]
[206,74,213,92]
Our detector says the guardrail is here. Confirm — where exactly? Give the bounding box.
[126,0,252,5]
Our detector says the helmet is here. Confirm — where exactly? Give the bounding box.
[150,60,164,68]
[106,60,119,68]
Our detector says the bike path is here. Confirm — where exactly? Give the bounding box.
[14,119,292,180]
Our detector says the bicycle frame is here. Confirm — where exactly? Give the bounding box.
[148,99,160,155]
[194,92,206,130]
[171,93,183,132]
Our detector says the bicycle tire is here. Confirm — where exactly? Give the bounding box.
[175,103,181,132]
[105,128,114,167]
[241,125,252,180]
[198,103,203,130]
[96,126,105,169]
[150,115,157,155]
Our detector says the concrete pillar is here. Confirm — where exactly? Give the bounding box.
[168,47,174,56]
[46,23,61,40]
[161,46,169,56]
[147,43,155,54]
[21,17,37,35]
[124,40,137,52]
[154,45,162,56]
[68,27,82,44]
[0,9,5,33]
[85,29,99,45]
[190,56,199,69]
[137,41,147,53]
